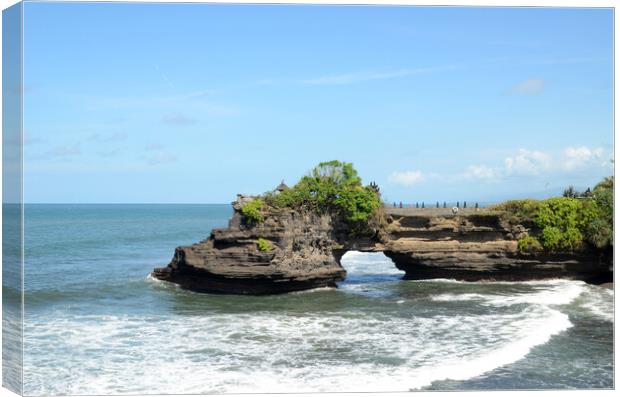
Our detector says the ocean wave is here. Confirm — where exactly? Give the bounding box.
[289,286,337,294]
[409,278,464,284]
[24,301,573,394]
[22,251,611,394]
[574,285,614,322]
[431,279,587,307]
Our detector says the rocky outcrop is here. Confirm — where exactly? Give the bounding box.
[152,195,348,294]
[381,210,612,284]
[152,201,612,294]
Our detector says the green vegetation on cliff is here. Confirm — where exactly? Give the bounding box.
[256,238,272,252]
[493,176,613,252]
[517,235,543,253]
[241,198,265,224]
[264,160,382,228]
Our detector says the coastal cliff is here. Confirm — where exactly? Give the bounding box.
[381,209,612,284]
[152,201,612,294]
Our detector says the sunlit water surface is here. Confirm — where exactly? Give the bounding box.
[22,204,613,394]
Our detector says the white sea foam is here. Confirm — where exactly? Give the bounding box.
[22,253,611,395]
[145,273,184,292]
[575,285,614,322]
[432,293,489,302]
[433,279,588,307]
[145,273,163,283]
[494,281,585,306]
[23,302,574,394]
[410,278,464,284]
[289,286,337,294]
[340,251,404,276]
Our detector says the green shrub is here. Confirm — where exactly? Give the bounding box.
[587,217,613,249]
[241,199,265,224]
[533,197,588,250]
[264,160,382,228]
[586,177,613,248]
[256,238,272,252]
[490,199,540,222]
[496,176,613,252]
[334,185,382,223]
[517,235,543,253]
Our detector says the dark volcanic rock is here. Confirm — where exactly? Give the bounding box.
[152,195,347,294]
[152,203,613,294]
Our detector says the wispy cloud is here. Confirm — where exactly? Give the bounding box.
[509,78,546,95]
[463,165,502,183]
[145,152,178,166]
[154,64,175,90]
[87,90,214,110]
[162,113,196,126]
[388,170,425,187]
[86,132,128,142]
[97,149,120,158]
[32,144,81,160]
[526,56,610,66]
[301,64,458,86]
[142,143,176,166]
[145,143,164,151]
[82,89,238,117]
[24,133,46,146]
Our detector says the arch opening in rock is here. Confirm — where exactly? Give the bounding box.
[338,251,405,285]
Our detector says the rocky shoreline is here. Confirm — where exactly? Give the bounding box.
[152,197,613,294]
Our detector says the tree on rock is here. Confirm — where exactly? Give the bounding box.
[265,160,382,226]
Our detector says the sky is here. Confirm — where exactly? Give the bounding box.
[22,2,614,204]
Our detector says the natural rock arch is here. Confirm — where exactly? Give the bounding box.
[152,198,612,294]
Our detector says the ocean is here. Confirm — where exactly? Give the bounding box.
[20,204,613,395]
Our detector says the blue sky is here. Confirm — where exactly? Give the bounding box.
[23,3,613,204]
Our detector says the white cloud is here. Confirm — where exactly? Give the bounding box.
[463,165,502,182]
[386,145,609,191]
[504,149,551,175]
[302,64,458,86]
[388,170,424,187]
[563,146,604,170]
[510,78,546,95]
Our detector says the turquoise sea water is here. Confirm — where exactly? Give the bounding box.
[21,204,613,394]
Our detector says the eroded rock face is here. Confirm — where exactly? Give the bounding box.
[152,196,348,294]
[382,210,612,284]
[152,202,612,294]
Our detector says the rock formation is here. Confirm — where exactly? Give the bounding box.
[381,209,612,284]
[152,198,612,294]
[152,195,348,294]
